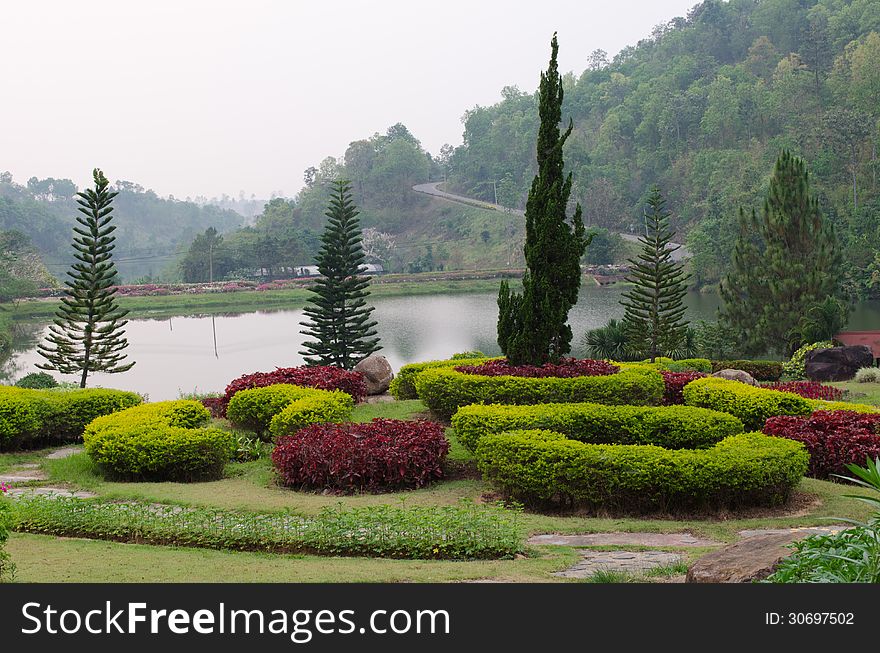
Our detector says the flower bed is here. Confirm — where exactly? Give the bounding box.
[660,370,706,405]
[762,381,844,401]
[216,365,366,416]
[763,410,880,479]
[455,357,618,378]
[272,419,448,493]
[83,400,235,482]
[476,429,808,512]
[414,365,664,419]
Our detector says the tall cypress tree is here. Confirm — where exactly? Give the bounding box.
[497,33,590,365]
[720,150,841,356]
[37,169,133,388]
[620,185,690,362]
[300,179,380,369]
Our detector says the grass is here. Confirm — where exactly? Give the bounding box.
[828,380,880,407]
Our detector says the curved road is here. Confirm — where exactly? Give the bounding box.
[413,181,690,261]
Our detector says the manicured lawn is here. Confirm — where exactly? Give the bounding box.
[828,380,880,406]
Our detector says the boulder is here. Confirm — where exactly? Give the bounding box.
[805,345,874,382]
[686,533,799,583]
[710,368,758,386]
[354,354,394,395]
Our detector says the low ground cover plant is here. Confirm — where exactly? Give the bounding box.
[414,365,664,419]
[452,402,743,452]
[476,429,807,512]
[272,418,448,493]
[226,384,353,440]
[11,495,523,560]
[215,366,366,416]
[766,457,880,583]
[763,411,880,479]
[454,358,618,378]
[83,400,235,482]
[762,381,844,401]
[0,386,141,450]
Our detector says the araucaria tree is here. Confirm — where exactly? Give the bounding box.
[300,179,380,369]
[720,150,842,356]
[497,33,590,365]
[620,186,690,362]
[37,169,133,387]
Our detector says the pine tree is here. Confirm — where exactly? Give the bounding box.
[720,150,841,356]
[300,179,380,369]
[497,33,590,365]
[37,169,133,387]
[620,185,690,362]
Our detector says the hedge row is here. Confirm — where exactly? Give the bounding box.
[83,400,236,482]
[475,429,808,511]
[226,384,354,440]
[451,402,743,452]
[390,357,495,400]
[414,366,664,419]
[648,358,713,373]
[0,386,142,450]
[710,359,784,381]
[682,377,813,430]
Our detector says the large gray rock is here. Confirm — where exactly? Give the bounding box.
[354,354,394,395]
[805,345,874,382]
[686,533,799,583]
[711,368,758,386]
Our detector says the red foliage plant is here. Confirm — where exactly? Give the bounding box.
[216,366,367,416]
[660,370,706,405]
[763,410,880,479]
[455,358,619,378]
[762,381,844,401]
[271,419,449,493]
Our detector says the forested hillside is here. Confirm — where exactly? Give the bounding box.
[447,0,880,296]
[0,174,244,282]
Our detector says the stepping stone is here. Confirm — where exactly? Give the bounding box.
[0,469,48,483]
[554,550,682,578]
[46,446,83,460]
[738,526,846,538]
[7,487,97,499]
[529,532,720,548]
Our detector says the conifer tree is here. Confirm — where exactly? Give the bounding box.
[620,185,690,362]
[37,169,133,387]
[497,33,590,365]
[300,179,380,369]
[720,150,841,356]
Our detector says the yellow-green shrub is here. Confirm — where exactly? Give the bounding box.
[0,386,141,450]
[807,399,880,414]
[83,400,235,482]
[682,377,812,430]
[452,402,743,452]
[476,429,808,511]
[226,384,353,438]
[414,366,664,419]
[390,357,496,400]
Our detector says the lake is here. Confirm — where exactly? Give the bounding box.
[4,287,880,400]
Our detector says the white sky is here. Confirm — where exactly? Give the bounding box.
[1,0,698,200]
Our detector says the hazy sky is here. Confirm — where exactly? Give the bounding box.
[2,0,698,200]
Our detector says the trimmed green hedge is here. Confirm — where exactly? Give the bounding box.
[647,357,713,373]
[414,366,664,419]
[390,357,496,400]
[476,429,808,511]
[682,377,813,430]
[226,383,353,439]
[0,386,142,450]
[452,402,744,452]
[710,360,784,381]
[808,399,880,414]
[83,400,235,482]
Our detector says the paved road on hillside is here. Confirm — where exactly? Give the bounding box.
[412,181,690,261]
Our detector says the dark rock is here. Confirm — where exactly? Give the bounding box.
[686,533,800,583]
[805,345,873,382]
[711,368,758,386]
[353,354,394,395]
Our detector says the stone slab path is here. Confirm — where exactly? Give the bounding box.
[553,550,682,578]
[7,487,97,499]
[1,446,92,498]
[528,532,720,547]
[45,446,82,460]
[738,526,846,538]
[0,468,48,484]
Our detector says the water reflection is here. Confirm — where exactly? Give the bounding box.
[3,287,879,401]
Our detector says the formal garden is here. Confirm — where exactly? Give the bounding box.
[2,35,879,585]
